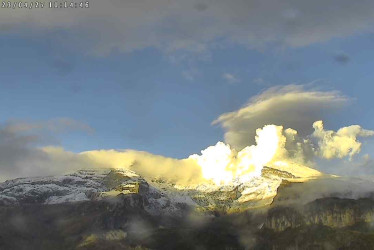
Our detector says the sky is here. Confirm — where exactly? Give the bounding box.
[1,0,374,180]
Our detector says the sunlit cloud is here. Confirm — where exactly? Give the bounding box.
[0,85,373,184]
[213,85,348,150]
[313,120,374,160]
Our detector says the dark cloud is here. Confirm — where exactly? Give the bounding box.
[194,3,208,11]
[0,119,95,181]
[52,59,74,75]
[333,53,350,64]
[68,83,83,94]
[1,0,374,55]
[4,118,94,134]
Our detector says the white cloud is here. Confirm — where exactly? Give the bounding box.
[213,85,348,150]
[312,120,374,160]
[223,73,240,84]
[253,78,270,86]
[182,68,200,81]
[0,86,373,182]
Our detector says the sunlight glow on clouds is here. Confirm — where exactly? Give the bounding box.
[313,120,374,160]
[0,85,373,184]
[189,125,283,185]
[213,85,348,149]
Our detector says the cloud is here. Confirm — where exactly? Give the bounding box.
[333,52,350,64]
[0,118,204,183]
[312,120,374,160]
[213,85,348,150]
[3,118,94,134]
[351,154,374,176]
[193,2,208,12]
[52,59,75,75]
[253,78,271,86]
[0,129,203,184]
[182,68,200,81]
[223,73,240,84]
[314,154,374,177]
[189,124,321,185]
[0,119,95,181]
[0,116,372,184]
[0,88,372,183]
[2,0,374,55]
[82,149,203,185]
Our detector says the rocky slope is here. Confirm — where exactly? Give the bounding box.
[0,169,191,216]
[2,168,374,249]
[0,166,313,213]
[265,197,374,231]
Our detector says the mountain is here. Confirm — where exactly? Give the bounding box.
[1,167,374,249]
[0,164,322,211]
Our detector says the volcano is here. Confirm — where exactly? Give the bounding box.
[1,166,374,249]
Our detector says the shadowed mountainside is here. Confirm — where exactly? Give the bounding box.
[2,169,374,249]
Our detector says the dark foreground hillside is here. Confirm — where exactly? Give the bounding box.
[2,194,374,250]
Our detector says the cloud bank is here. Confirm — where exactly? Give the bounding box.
[0,85,373,183]
[2,0,374,54]
[82,149,203,185]
[0,119,96,180]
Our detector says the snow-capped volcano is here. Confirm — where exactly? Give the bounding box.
[2,167,374,250]
[0,165,320,214]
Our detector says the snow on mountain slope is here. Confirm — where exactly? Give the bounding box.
[0,168,196,216]
[0,166,320,213]
[0,169,111,205]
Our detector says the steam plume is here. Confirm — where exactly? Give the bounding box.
[1,86,373,183]
[312,120,374,160]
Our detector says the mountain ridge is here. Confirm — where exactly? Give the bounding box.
[2,167,374,249]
